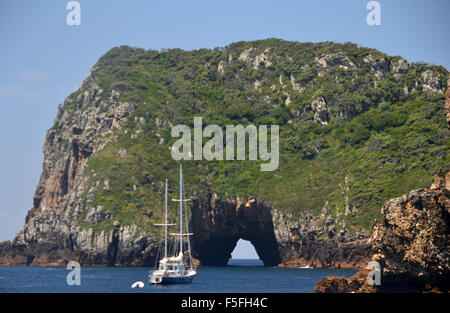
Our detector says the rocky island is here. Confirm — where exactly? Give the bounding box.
[0,39,448,282]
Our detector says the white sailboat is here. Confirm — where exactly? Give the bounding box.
[149,165,197,285]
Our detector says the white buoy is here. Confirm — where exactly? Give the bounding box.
[131,281,145,288]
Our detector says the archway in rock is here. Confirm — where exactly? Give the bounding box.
[231,239,259,259]
[228,239,264,266]
[191,196,281,267]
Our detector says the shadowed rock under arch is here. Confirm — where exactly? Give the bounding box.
[191,196,281,266]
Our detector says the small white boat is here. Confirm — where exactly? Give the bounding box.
[131,281,145,288]
[149,165,197,285]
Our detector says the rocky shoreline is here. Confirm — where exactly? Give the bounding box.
[0,194,371,268]
[314,168,450,293]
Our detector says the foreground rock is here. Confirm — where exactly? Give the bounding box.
[314,168,450,292]
[313,268,376,293]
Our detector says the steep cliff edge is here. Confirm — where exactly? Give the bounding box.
[0,76,161,266]
[275,211,370,269]
[314,168,450,292]
[0,39,448,267]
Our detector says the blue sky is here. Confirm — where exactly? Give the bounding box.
[0,1,449,258]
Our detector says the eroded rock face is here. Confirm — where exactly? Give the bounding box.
[371,167,450,290]
[26,76,137,224]
[363,54,391,78]
[315,168,450,293]
[273,210,370,269]
[313,268,376,293]
[0,207,160,266]
[0,74,160,266]
[191,195,370,268]
[391,58,409,76]
[310,97,329,126]
[191,196,281,266]
[418,70,443,94]
[238,47,273,69]
[316,53,356,69]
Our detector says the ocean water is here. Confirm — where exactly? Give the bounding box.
[0,259,356,293]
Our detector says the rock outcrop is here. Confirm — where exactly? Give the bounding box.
[314,168,450,292]
[191,196,281,266]
[274,210,370,269]
[419,70,444,94]
[313,268,376,293]
[316,53,357,69]
[192,195,370,268]
[191,195,370,268]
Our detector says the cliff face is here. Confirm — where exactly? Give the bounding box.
[191,196,281,266]
[273,210,370,268]
[0,77,161,266]
[370,168,450,291]
[0,39,448,267]
[314,168,450,292]
[191,196,370,268]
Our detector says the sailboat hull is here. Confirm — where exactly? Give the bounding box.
[160,273,196,284]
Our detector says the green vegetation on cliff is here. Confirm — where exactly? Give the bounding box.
[63,39,448,233]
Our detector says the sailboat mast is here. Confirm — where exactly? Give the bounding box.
[179,164,183,255]
[183,179,193,269]
[164,179,168,259]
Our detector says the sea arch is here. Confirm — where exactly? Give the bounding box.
[190,196,281,266]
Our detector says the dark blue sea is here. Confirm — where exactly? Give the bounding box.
[0,259,356,293]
